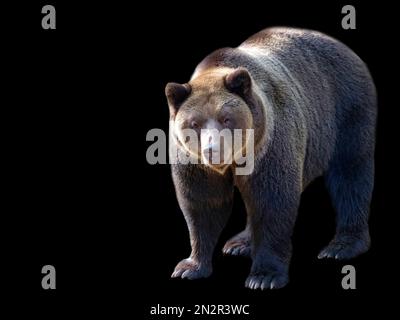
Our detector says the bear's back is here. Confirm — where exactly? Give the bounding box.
[195,27,374,101]
[240,27,373,90]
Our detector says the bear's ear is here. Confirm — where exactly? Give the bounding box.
[224,68,252,96]
[165,82,191,116]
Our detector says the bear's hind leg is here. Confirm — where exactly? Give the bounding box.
[319,156,374,260]
[223,227,251,257]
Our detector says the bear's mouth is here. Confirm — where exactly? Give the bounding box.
[204,161,231,174]
[202,148,232,167]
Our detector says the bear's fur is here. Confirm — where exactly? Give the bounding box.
[165,27,377,289]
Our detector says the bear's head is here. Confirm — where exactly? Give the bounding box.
[166,68,259,174]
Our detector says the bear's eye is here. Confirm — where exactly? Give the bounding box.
[191,121,199,129]
[223,118,231,125]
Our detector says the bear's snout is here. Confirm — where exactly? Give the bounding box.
[202,144,224,165]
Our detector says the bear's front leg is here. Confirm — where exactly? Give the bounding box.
[171,164,233,280]
[239,164,302,290]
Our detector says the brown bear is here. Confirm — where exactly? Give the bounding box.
[165,27,377,289]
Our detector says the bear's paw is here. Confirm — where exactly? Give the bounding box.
[222,230,251,257]
[171,258,212,280]
[245,272,289,290]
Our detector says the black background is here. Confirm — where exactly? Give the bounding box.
[4,0,398,317]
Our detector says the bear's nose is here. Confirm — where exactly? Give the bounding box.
[203,146,213,158]
[203,145,221,164]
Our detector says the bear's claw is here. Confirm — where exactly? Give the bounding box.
[245,272,288,290]
[171,258,212,280]
[223,242,251,257]
[318,234,370,260]
[223,230,251,257]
